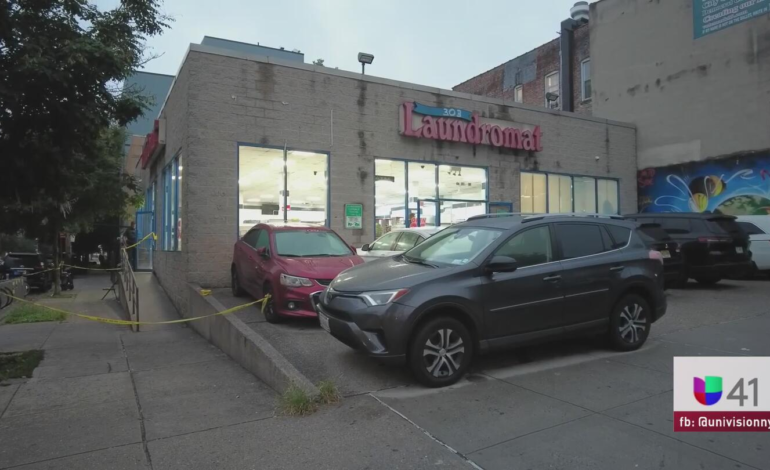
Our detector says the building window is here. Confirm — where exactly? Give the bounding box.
[545,71,560,109]
[520,172,547,213]
[520,172,619,215]
[161,155,182,251]
[375,159,487,231]
[514,85,523,103]
[597,179,619,214]
[581,59,592,101]
[238,146,328,236]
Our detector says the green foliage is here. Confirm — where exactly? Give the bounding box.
[0,350,44,382]
[0,234,37,254]
[317,380,341,404]
[3,304,67,324]
[280,384,318,416]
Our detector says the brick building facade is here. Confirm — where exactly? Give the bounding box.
[453,24,592,116]
[139,44,636,314]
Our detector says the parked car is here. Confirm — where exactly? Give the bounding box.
[358,227,444,262]
[231,223,365,323]
[316,213,667,387]
[634,222,684,286]
[735,216,770,274]
[0,253,52,291]
[625,213,751,285]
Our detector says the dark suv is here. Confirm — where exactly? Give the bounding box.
[0,253,52,291]
[316,214,667,387]
[625,213,751,285]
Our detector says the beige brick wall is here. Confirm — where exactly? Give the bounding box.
[155,46,637,293]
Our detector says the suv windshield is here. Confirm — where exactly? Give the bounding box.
[402,227,503,266]
[275,230,352,257]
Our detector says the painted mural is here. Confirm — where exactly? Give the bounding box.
[638,154,770,215]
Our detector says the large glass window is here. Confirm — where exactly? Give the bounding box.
[375,159,488,228]
[238,146,328,236]
[597,179,619,215]
[574,176,596,213]
[496,226,552,268]
[161,155,182,251]
[521,172,619,215]
[548,174,572,213]
[520,172,547,213]
[581,59,592,101]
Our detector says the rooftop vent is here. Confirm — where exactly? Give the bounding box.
[570,1,589,23]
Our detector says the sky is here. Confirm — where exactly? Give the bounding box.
[100,0,593,90]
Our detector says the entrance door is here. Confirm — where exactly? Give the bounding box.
[135,210,154,271]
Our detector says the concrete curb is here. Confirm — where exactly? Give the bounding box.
[186,283,319,397]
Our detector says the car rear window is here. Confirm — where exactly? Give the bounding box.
[705,218,743,236]
[274,231,352,257]
[636,224,670,243]
[3,255,40,268]
[606,225,633,248]
[555,224,607,259]
[657,218,691,234]
[738,222,766,235]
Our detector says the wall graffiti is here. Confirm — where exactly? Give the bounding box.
[638,154,770,215]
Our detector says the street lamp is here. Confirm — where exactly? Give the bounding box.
[358,52,374,75]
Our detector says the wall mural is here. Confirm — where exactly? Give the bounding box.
[637,154,770,215]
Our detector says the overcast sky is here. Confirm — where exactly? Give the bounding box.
[101,0,592,90]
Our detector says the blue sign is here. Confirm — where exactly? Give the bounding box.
[694,0,769,39]
[413,102,473,122]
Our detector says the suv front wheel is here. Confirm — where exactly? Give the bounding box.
[408,317,473,388]
[609,294,651,351]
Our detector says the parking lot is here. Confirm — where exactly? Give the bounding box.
[215,277,770,469]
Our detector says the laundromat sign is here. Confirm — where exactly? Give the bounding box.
[399,101,542,152]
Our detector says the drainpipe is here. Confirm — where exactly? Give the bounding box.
[559,18,577,113]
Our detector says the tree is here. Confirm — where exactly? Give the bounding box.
[0,0,169,293]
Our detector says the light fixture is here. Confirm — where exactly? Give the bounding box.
[358,52,374,74]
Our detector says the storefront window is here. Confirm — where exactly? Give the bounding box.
[238,145,328,236]
[548,174,572,213]
[161,155,182,251]
[574,176,596,213]
[520,172,547,213]
[375,159,488,228]
[598,179,619,214]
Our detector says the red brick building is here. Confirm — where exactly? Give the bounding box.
[454,20,592,116]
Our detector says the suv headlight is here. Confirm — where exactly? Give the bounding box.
[359,289,409,307]
[280,273,314,287]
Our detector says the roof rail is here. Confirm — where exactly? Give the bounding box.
[521,213,626,223]
[466,212,524,221]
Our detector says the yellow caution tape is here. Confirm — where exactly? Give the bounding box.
[22,267,58,277]
[3,293,271,326]
[124,232,157,251]
[200,289,212,296]
[63,265,122,271]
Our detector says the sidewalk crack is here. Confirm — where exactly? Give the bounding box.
[121,336,153,470]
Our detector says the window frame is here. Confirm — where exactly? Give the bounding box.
[544,71,560,108]
[514,85,523,103]
[161,154,182,252]
[581,58,592,102]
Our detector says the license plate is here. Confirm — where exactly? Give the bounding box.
[318,312,330,333]
[660,250,671,259]
[736,247,744,254]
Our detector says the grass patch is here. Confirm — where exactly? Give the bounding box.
[0,350,44,382]
[317,380,341,404]
[279,384,318,416]
[3,304,66,324]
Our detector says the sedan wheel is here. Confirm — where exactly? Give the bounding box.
[609,294,651,351]
[231,269,244,297]
[409,317,472,387]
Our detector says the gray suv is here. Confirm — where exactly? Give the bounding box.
[316,214,667,387]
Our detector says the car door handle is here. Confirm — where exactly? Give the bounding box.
[543,275,562,282]
[610,265,625,272]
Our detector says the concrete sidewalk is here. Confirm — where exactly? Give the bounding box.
[0,274,474,470]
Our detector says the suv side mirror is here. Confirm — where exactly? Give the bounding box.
[361,243,371,252]
[486,256,518,274]
[256,247,269,258]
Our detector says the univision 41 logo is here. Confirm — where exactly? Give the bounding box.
[693,376,758,407]
[674,357,770,432]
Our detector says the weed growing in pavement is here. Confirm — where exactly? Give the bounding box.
[280,384,318,416]
[318,380,341,404]
[3,304,66,324]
